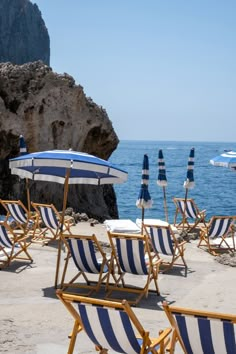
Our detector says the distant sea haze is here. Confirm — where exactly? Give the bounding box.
[110,140,236,223]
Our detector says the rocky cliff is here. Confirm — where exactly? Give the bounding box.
[0,61,120,221]
[0,0,50,65]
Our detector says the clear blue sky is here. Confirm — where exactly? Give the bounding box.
[33,0,235,142]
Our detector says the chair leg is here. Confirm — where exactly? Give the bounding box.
[68,320,80,354]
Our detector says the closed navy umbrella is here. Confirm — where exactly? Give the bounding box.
[184,147,195,195]
[157,149,168,221]
[136,154,152,231]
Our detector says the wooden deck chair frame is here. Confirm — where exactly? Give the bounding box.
[0,221,33,268]
[60,233,113,296]
[57,291,171,354]
[143,223,187,273]
[163,301,236,354]
[31,202,73,243]
[106,231,162,305]
[198,215,236,256]
[173,197,206,232]
[0,199,37,237]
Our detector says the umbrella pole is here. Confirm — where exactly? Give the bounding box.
[141,207,145,234]
[26,178,31,213]
[183,188,188,232]
[54,169,70,289]
[163,187,168,222]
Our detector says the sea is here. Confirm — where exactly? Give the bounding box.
[109,140,236,223]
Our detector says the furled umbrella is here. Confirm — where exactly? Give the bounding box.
[136,154,153,232]
[210,150,236,170]
[9,149,128,286]
[157,149,168,222]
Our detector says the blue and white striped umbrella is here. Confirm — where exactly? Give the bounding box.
[157,149,167,187]
[210,150,236,169]
[136,154,152,228]
[19,135,27,155]
[9,149,128,287]
[184,147,195,190]
[157,149,168,221]
[9,149,128,186]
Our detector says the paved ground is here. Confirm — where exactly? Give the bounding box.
[0,222,236,353]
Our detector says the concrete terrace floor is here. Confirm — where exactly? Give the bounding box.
[0,222,236,353]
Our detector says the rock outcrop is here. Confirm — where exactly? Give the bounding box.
[0,61,120,221]
[0,0,50,65]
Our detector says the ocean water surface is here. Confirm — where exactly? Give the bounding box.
[110,140,236,223]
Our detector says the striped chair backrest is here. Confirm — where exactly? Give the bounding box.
[77,302,142,353]
[68,238,102,274]
[115,238,148,275]
[208,217,233,238]
[176,200,197,219]
[0,224,12,248]
[38,206,59,229]
[149,226,174,256]
[173,312,236,354]
[6,203,27,224]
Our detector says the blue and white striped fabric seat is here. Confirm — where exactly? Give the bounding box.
[0,223,32,267]
[60,234,111,295]
[163,302,236,354]
[198,216,236,255]
[78,303,144,353]
[6,203,28,224]
[174,313,236,354]
[148,226,174,256]
[115,238,149,275]
[38,206,59,230]
[68,238,108,274]
[106,232,162,305]
[207,217,233,238]
[57,293,172,354]
[143,224,187,272]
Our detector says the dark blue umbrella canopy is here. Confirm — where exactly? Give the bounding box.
[19,135,27,156]
[9,149,128,185]
[157,149,168,221]
[136,154,153,209]
[157,149,167,187]
[184,147,195,189]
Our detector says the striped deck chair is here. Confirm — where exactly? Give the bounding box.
[198,215,236,255]
[163,301,236,354]
[0,199,36,237]
[0,222,33,268]
[173,198,206,232]
[143,223,187,273]
[57,291,171,354]
[31,202,73,243]
[60,234,113,295]
[106,231,162,305]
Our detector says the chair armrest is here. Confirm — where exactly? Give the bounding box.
[150,327,172,347]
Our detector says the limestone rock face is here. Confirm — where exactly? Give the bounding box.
[0,61,120,221]
[0,0,50,65]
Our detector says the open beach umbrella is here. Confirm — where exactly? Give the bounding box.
[157,149,168,222]
[9,149,128,286]
[210,150,236,170]
[136,154,153,232]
